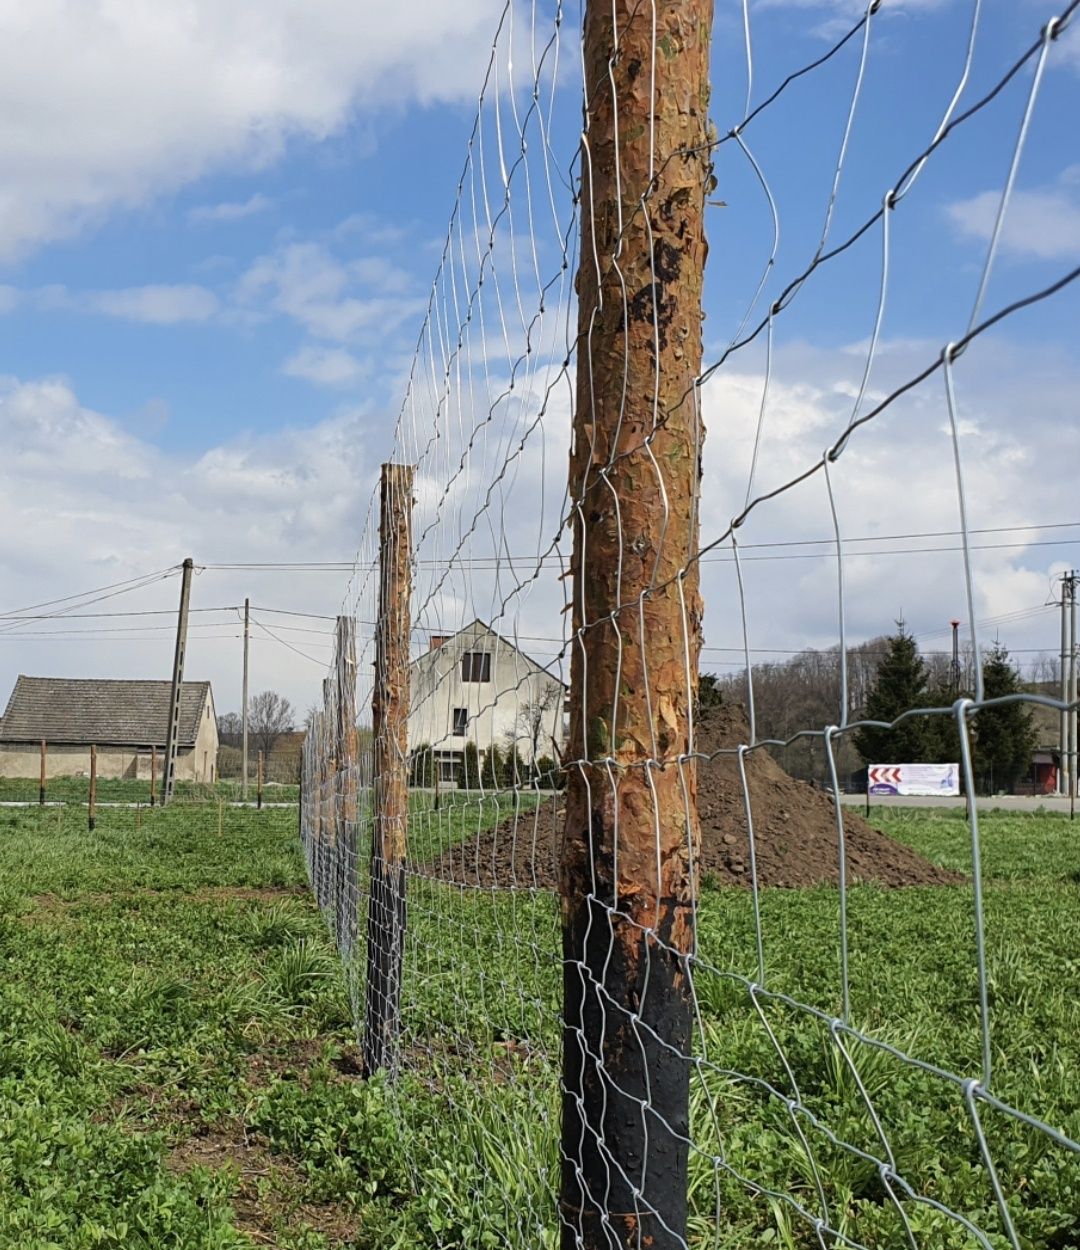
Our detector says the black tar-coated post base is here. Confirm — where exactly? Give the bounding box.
[560,893,692,1249]
[362,855,407,1079]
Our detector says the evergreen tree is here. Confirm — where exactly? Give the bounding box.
[972,644,1036,794]
[409,743,434,787]
[457,741,480,790]
[923,680,965,765]
[853,621,934,764]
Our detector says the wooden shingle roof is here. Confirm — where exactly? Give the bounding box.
[0,677,212,747]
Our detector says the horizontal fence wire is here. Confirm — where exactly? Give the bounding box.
[298,1,1080,1247]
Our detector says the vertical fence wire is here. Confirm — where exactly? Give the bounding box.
[297,1,1080,1246]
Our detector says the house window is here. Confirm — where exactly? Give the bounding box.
[460,651,491,683]
[452,707,468,737]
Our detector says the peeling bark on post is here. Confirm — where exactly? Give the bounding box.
[335,616,360,956]
[560,3,711,1246]
[363,462,414,1079]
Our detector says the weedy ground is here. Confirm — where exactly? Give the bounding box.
[0,801,1076,1248]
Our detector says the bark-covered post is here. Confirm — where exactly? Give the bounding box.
[88,745,98,833]
[335,616,359,955]
[39,740,47,806]
[363,462,413,1078]
[560,3,711,1246]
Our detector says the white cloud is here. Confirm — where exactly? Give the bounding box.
[0,0,520,258]
[0,283,220,325]
[2,324,1076,718]
[946,178,1080,262]
[283,345,368,387]
[695,334,1080,669]
[188,193,274,225]
[0,374,376,710]
[88,284,220,324]
[236,242,423,341]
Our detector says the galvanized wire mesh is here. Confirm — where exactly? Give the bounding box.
[300,2,1080,1247]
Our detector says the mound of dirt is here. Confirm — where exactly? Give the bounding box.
[421,704,961,891]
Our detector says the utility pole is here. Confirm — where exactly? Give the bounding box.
[242,597,250,801]
[162,558,194,806]
[1065,572,1075,805]
[560,3,712,1246]
[1060,573,1076,798]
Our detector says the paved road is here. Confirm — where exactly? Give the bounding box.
[840,794,1077,813]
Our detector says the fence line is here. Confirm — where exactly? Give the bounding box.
[300,2,1080,1247]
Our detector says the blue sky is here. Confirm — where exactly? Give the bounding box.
[0,0,1077,718]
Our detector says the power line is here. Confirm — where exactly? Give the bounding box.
[196,522,1080,571]
[0,565,180,619]
[248,615,331,667]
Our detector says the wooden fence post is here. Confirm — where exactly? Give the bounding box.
[559,3,712,1246]
[88,745,98,832]
[150,745,157,808]
[257,752,264,810]
[39,740,47,806]
[335,616,359,955]
[363,462,414,1078]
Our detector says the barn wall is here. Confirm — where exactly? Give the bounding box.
[0,743,208,781]
[0,743,140,779]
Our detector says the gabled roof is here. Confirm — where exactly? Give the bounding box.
[0,677,213,747]
[410,619,566,687]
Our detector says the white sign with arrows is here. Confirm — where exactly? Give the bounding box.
[868,763,960,797]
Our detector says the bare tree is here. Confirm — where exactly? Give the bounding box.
[508,683,563,762]
[248,690,295,760]
[216,711,242,747]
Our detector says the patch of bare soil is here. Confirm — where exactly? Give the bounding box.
[167,1116,359,1247]
[421,704,962,890]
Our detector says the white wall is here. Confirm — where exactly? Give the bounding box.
[408,622,563,764]
[0,742,213,781]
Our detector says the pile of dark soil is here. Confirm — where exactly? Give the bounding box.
[421,704,962,891]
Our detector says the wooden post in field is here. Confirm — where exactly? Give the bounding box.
[150,745,157,807]
[88,745,98,832]
[39,740,47,806]
[433,745,440,812]
[257,751,264,811]
[335,616,359,954]
[559,3,712,1246]
[363,462,414,1078]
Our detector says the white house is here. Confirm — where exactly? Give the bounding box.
[408,620,565,783]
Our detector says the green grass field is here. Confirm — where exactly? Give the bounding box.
[0,801,1076,1248]
[0,776,301,805]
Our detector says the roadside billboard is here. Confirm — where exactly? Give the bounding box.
[868,763,960,797]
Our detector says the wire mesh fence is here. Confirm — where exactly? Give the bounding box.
[298,1,1080,1247]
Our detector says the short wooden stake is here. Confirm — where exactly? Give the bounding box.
[88,745,98,832]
